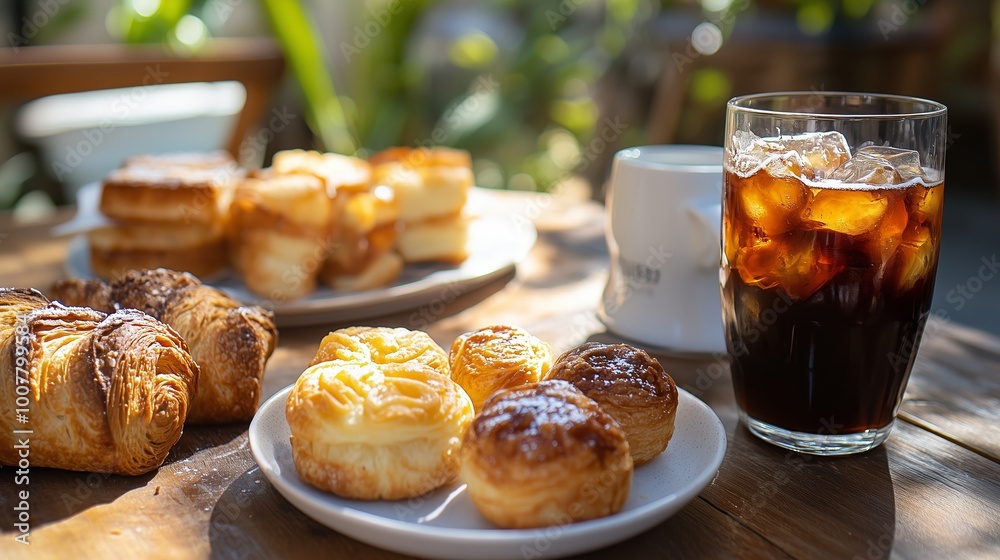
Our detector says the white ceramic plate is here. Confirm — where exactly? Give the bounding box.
[62,186,537,326]
[249,385,727,560]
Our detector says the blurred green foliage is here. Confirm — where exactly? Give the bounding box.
[111,0,656,192]
[340,0,658,191]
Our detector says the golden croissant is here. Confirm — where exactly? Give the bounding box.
[0,288,198,475]
[51,268,278,424]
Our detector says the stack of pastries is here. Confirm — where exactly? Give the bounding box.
[370,147,474,263]
[89,151,242,280]
[286,324,678,529]
[0,288,199,475]
[235,149,404,297]
[87,147,475,300]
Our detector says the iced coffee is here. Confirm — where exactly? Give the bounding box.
[722,93,947,454]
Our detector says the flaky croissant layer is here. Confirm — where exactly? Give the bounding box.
[0,288,198,475]
[51,268,278,424]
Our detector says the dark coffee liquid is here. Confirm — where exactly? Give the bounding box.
[722,169,943,434]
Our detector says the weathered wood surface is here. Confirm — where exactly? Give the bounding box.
[1,191,998,559]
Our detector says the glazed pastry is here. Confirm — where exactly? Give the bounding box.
[51,269,278,424]
[309,326,449,374]
[227,174,334,300]
[448,325,553,411]
[546,342,678,464]
[460,379,633,528]
[0,288,198,475]
[286,359,474,500]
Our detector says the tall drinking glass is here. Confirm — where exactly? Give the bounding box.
[721,92,947,455]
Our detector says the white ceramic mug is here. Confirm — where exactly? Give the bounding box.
[599,145,725,354]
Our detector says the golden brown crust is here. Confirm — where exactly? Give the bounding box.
[87,220,228,281]
[460,379,633,528]
[309,326,449,373]
[99,165,238,225]
[448,325,553,411]
[322,250,403,292]
[287,359,474,500]
[52,270,277,424]
[397,214,470,263]
[89,238,227,282]
[0,288,49,331]
[227,175,334,300]
[368,147,472,169]
[229,175,333,235]
[547,342,678,464]
[50,279,114,312]
[109,269,277,423]
[270,149,371,195]
[0,293,198,475]
[371,162,471,223]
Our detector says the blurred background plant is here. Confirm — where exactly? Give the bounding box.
[0,0,997,211]
[108,0,659,194]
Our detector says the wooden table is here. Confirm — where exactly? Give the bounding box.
[1,191,998,559]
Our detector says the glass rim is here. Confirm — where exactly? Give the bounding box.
[728,91,947,120]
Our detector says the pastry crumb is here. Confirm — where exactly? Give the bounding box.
[154,486,161,496]
[110,529,122,535]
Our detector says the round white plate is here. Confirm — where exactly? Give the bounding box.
[249,385,727,560]
[63,187,537,326]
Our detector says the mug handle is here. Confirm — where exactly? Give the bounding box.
[685,197,721,271]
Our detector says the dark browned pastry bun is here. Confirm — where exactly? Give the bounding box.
[547,342,678,464]
[47,278,114,312]
[460,379,633,528]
